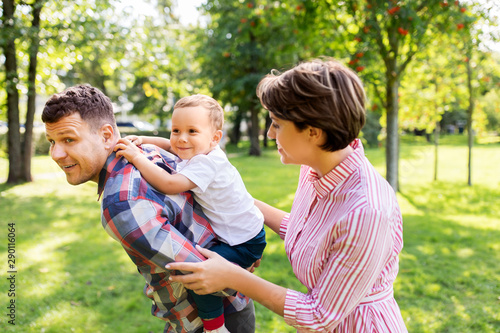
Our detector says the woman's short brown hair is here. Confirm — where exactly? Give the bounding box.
[42,84,115,132]
[257,58,366,152]
[174,94,224,131]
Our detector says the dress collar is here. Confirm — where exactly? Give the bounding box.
[307,139,365,199]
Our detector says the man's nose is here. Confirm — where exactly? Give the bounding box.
[50,143,67,161]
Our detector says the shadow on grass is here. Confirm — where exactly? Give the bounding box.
[0,180,164,333]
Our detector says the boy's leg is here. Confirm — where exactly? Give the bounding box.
[191,300,255,333]
[187,289,225,330]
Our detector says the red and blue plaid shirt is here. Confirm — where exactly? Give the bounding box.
[98,144,248,333]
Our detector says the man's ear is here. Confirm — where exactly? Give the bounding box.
[211,130,223,147]
[101,124,115,149]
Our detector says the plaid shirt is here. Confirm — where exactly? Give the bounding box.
[98,144,248,333]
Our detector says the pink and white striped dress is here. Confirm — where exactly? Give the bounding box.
[281,139,407,332]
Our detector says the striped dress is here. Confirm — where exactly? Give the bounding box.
[281,139,407,332]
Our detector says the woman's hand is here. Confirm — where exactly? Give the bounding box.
[167,245,238,295]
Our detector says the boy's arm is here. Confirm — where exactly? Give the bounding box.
[126,135,172,152]
[115,139,196,194]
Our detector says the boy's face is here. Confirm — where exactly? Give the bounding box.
[170,106,221,160]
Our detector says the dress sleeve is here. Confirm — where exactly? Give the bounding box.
[279,213,291,240]
[283,207,394,331]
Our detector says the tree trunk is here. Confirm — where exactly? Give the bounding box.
[23,0,44,183]
[433,84,440,182]
[229,112,242,144]
[433,121,440,182]
[263,112,271,147]
[2,0,24,184]
[247,27,260,156]
[385,72,400,192]
[248,104,261,156]
[466,55,474,186]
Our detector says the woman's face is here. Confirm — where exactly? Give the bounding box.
[267,113,312,166]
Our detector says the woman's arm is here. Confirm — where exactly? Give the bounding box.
[114,139,196,194]
[167,246,288,316]
[254,199,287,234]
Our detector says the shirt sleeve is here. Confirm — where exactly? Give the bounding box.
[102,198,209,270]
[283,207,394,331]
[177,154,217,192]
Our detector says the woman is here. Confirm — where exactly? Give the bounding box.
[167,58,407,332]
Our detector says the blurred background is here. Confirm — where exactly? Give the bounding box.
[1,1,500,332]
[1,0,499,189]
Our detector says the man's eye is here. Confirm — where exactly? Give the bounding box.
[65,138,74,143]
[48,140,55,146]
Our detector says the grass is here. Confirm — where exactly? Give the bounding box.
[1,135,499,332]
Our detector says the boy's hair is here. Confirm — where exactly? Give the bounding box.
[42,84,116,132]
[174,94,224,131]
[256,58,366,152]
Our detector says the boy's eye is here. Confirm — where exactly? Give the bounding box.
[172,129,179,133]
[189,129,197,134]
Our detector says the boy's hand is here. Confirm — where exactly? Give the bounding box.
[114,138,143,163]
[123,135,142,146]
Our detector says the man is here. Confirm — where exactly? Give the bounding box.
[42,84,255,333]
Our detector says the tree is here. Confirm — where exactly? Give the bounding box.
[291,0,474,190]
[454,1,499,186]
[195,0,305,155]
[1,0,46,183]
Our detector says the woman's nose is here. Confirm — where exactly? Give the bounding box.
[267,126,275,139]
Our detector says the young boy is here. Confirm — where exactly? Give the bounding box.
[114,94,266,333]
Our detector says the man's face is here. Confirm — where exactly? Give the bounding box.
[45,113,111,185]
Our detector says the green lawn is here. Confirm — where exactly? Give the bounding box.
[1,135,499,332]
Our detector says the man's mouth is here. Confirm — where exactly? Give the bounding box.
[62,163,77,169]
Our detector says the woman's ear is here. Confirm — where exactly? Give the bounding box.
[308,126,324,143]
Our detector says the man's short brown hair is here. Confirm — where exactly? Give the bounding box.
[174,94,224,131]
[42,84,115,132]
[257,58,366,152]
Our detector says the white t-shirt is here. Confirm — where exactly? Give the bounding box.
[176,145,264,246]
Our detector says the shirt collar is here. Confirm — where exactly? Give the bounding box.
[307,139,365,199]
[97,151,121,200]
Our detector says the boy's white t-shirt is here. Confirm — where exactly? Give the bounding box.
[176,145,264,246]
